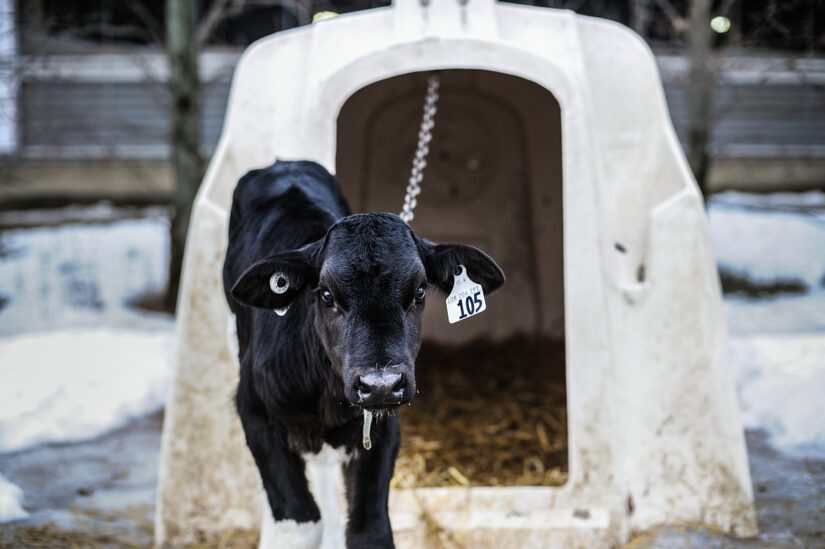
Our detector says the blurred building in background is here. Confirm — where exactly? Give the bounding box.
[0,0,823,208]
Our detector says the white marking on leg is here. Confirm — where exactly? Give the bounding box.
[303,444,350,549]
[259,491,322,549]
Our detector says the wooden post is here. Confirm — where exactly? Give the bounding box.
[631,0,651,38]
[686,0,714,198]
[165,0,204,311]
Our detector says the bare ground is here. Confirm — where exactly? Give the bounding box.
[1,413,823,548]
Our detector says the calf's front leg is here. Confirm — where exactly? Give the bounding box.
[239,408,321,548]
[344,416,401,549]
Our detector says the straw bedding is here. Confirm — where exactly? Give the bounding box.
[392,335,568,489]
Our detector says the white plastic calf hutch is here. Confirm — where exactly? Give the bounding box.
[155,0,758,546]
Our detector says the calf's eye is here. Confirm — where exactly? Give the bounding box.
[414,286,426,304]
[320,289,335,307]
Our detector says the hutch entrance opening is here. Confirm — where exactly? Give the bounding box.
[336,69,568,488]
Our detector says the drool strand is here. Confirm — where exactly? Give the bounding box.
[362,409,374,450]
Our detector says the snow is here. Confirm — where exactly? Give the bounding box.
[0,327,173,454]
[0,203,169,230]
[712,190,825,209]
[708,191,825,288]
[0,210,173,457]
[0,472,28,523]
[730,334,825,457]
[707,191,825,458]
[0,215,169,336]
[723,291,825,336]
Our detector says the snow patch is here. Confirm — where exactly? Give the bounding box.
[712,190,825,209]
[0,217,169,336]
[0,203,169,230]
[708,196,825,289]
[731,334,825,458]
[0,327,173,453]
[710,192,825,457]
[0,472,28,523]
[724,291,825,336]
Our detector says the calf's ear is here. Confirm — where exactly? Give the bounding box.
[418,239,505,295]
[231,241,321,311]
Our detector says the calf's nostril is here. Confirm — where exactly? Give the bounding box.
[356,379,372,395]
[392,376,407,393]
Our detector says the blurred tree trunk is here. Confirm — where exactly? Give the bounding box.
[165,0,204,311]
[631,0,651,37]
[686,0,714,199]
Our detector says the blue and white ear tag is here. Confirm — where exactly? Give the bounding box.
[269,272,290,316]
[445,265,486,323]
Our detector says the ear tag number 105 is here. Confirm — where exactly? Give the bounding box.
[445,265,486,324]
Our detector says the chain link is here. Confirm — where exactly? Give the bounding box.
[400,73,440,224]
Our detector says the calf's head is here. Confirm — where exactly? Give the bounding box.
[231,213,504,410]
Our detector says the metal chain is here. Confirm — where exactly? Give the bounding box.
[400,73,440,224]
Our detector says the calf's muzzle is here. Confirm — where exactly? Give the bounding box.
[354,369,412,408]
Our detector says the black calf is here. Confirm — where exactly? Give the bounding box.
[223,160,504,547]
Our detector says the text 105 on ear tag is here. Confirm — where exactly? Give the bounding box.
[445,265,486,323]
